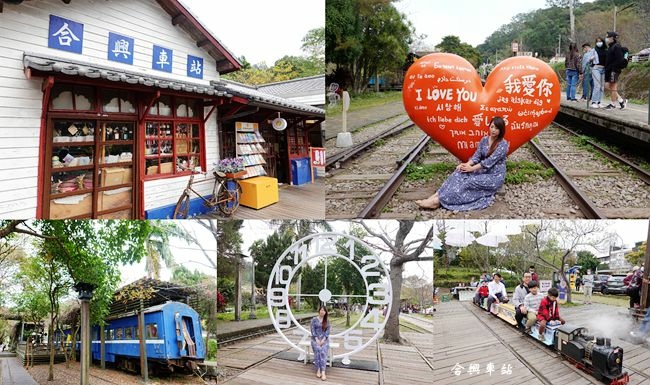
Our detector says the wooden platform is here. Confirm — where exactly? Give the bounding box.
[205,180,324,220]
[434,300,650,384]
[0,356,38,385]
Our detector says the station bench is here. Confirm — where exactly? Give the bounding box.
[299,339,340,367]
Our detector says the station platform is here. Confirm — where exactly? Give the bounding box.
[323,100,406,140]
[0,356,37,385]
[558,94,650,151]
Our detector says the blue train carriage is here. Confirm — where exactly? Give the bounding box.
[91,301,205,373]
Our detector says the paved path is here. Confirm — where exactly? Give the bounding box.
[0,356,37,385]
[324,100,406,140]
[217,313,316,337]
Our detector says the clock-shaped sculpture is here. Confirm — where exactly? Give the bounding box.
[267,232,392,365]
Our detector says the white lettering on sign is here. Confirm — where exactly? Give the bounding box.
[360,255,380,278]
[360,308,382,331]
[52,22,80,46]
[343,330,363,350]
[368,283,389,305]
[112,39,131,59]
[156,49,170,69]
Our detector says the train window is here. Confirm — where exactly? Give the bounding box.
[105,329,110,341]
[135,326,139,339]
[109,329,114,340]
[116,328,123,339]
[146,323,159,339]
[125,327,133,339]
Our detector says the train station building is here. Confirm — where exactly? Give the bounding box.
[0,0,325,219]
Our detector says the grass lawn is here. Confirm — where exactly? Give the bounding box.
[217,306,312,324]
[568,291,630,308]
[325,91,403,117]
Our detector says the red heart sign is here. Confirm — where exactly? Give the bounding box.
[402,53,560,161]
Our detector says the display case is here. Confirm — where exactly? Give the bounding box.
[235,121,267,179]
[46,119,135,219]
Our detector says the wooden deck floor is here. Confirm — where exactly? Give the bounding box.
[219,318,433,384]
[204,180,325,220]
[433,300,650,385]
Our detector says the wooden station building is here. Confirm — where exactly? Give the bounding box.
[0,0,325,219]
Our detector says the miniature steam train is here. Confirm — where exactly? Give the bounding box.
[475,298,629,385]
[55,301,205,373]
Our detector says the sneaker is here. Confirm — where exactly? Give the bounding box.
[619,99,627,109]
[590,102,600,108]
[538,333,545,341]
[604,104,617,110]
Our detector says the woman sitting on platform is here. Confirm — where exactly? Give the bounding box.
[416,116,509,211]
[311,305,331,381]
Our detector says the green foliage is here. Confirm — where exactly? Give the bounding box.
[625,242,646,266]
[326,0,413,92]
[249,230,294,289]
[217,277,235,305]
[576,250,600,272]
[505,161,555,184]
[325,91,403,116]
[405,162,456,182]
[436,36,481,67]
[207,339,217,360]
[302,27,325,62]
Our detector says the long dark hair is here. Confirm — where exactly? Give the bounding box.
[487,116,506,157]
[595,37,607,50]
[319,305,328,331]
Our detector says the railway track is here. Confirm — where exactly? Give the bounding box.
[529,123,650,219]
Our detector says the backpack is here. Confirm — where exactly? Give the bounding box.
[620,46,630,69]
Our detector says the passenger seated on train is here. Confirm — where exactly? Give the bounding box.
[513,273,532,329]
[486,273,509,313]
[537,287,566,339]
[474,280,489,305]
[523,281,544,333]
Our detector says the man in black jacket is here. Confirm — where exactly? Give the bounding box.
[604,31,627,110]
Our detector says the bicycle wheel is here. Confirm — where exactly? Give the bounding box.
[219,181,242,216]
[173,192,191,219]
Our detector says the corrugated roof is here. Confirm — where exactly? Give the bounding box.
[258,74,325,99]
[214,79,325,117]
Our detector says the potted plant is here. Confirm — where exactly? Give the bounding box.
[216,157,247,179]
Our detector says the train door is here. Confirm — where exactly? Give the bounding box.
[181,317,197,357]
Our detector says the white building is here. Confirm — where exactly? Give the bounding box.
[0,0,324,219]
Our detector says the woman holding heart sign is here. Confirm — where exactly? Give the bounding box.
[416,116,509,211]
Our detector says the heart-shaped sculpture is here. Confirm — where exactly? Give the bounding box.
[403,53,560,161]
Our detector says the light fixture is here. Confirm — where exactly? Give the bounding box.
[271,112,287,131]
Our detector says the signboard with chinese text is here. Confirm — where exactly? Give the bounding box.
[108,32,134,65]
[187,55,203,79]
[539,280,552,293]
[152,45,173,73]
[310,147,325,167]
[48,15,84,54]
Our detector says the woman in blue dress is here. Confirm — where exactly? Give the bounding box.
[416,116,509,211]
[310,306,330,381]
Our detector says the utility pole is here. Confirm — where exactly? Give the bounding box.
[248,256,257,319]
[74,283,96,385]
[569,0,576,43]
[640,221,650,309]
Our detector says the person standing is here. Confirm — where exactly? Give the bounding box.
[590,37,607,108]
[565,42,581,101]
[529,266,539,283]
[604,31,628,110]
[582,269,594,304]
[311,306,331,381]
[513,273,532,329]
[580,43,595,101]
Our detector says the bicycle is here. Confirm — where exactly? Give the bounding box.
[173,168,243,219]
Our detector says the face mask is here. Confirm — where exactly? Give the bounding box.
[596,42,603,47]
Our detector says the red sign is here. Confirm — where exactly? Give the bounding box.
[402,53,560,161]
[310,147,326,167]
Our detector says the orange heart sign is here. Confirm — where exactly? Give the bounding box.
[402,53,560,161]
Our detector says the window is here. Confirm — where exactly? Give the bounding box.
[50,85,96,111]
[146,323,159,339]
[108,329,114,340]
[116,328,123,339]
[144,96,203,179]
[125,327,133,339]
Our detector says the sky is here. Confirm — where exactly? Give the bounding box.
[395,0,597,49]
[181,0,325,66]
[433,219,649,258]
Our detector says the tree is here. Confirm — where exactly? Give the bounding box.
[215,220,244,321]
[435,35,481,67]
[576,250,600,272]
[626,242,646,267]
[326,0,413,93]
[360,221,433,342]
[143,221,193,279]
[249,231,294,289]
[302,27,325,62]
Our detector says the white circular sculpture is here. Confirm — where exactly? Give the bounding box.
[267,232,392,365]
